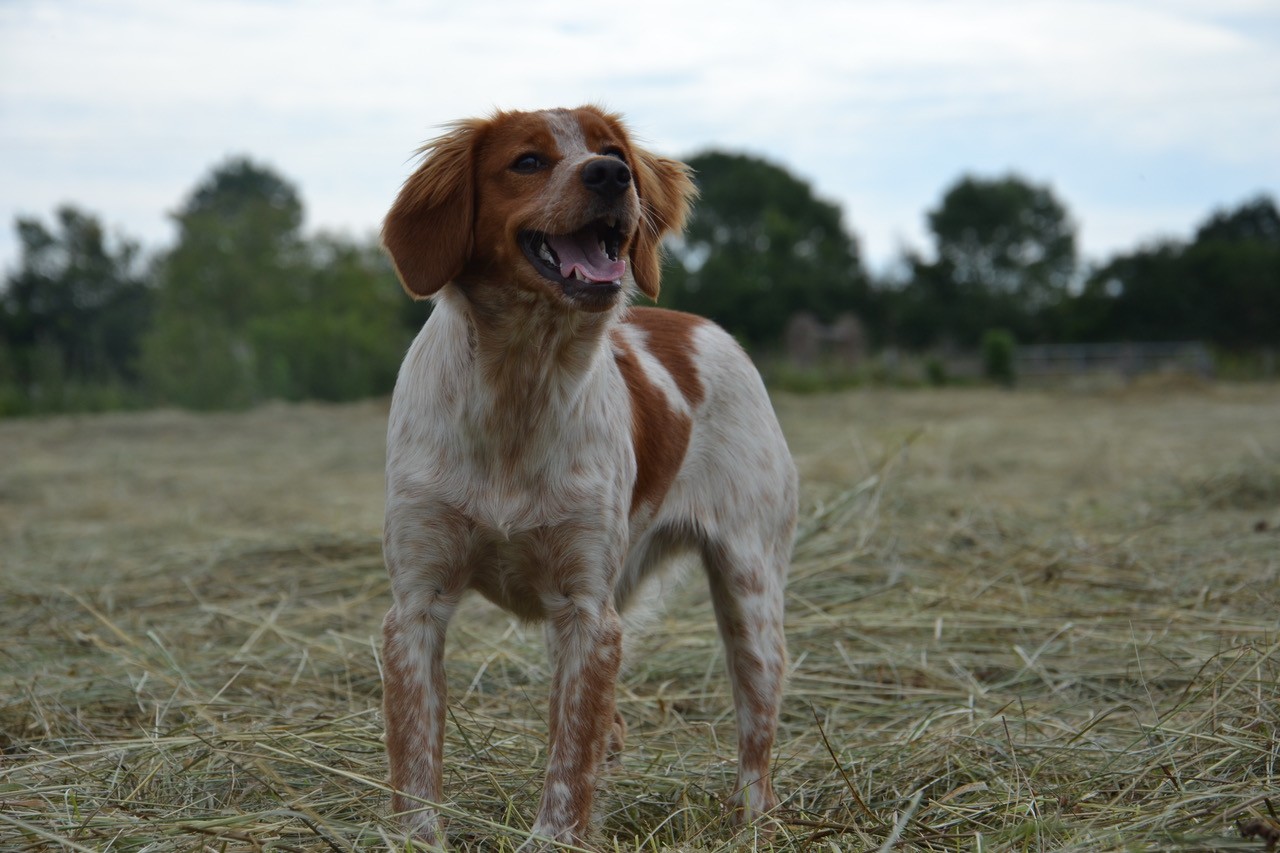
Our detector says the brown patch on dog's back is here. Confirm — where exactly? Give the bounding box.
[623,307,707,407]
[612,329,693,515]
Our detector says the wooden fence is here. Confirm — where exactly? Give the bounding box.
[1014,342,1214,379]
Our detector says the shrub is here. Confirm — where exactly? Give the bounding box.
[981,328,1017,387]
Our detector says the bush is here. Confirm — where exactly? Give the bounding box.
[924,356,949,387]
[981,328,1017,387]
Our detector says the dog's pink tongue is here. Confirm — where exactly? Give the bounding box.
[547,232,626,283]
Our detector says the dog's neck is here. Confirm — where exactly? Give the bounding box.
[431,283,622,430]
[456,280,616,374]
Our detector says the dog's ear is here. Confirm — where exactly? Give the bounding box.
[629,150,697,302]
[382,120,484,299]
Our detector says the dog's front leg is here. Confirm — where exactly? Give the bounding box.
[524,595,624,849]
[382,511,469,847]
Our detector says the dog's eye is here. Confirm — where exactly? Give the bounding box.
[511,153,546,174]
[601,147,626,162]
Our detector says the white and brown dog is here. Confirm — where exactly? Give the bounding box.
[380,105,797,848]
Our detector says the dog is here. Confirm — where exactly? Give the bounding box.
[379,105,798,848]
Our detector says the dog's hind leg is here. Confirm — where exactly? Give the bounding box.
[701,534,790,823]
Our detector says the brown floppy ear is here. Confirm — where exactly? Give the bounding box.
[629,150,697,301]
[382,120,484,299]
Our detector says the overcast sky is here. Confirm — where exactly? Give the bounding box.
[2,0,1278,275]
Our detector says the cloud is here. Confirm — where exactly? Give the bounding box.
[2,0,1278,270]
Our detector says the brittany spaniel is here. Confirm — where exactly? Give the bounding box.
[379,105,797,848]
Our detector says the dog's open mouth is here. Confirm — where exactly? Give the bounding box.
[520,219,626,288]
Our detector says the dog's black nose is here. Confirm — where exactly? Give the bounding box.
[582,157,631,198]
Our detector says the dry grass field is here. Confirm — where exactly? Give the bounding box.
[2,383,1278,851]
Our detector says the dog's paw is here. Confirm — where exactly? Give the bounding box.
[726,779,780,831]
[515,823,589,852]
[396,800,449,850]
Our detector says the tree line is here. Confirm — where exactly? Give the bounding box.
[661,152,1280,354]
[2,153,1277,414]
[1,159,427,414]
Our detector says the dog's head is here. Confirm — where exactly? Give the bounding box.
[383,106,696,312]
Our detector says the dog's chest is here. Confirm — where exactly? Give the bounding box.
[392,375,632,521]
[425,438,632,618]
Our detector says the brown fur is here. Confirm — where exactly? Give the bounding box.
[612,325,695,513]
[625,307,708,406]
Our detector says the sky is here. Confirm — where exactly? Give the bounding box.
[2,0,1279,276]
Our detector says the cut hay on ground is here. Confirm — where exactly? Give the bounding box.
[2,386,1278,851]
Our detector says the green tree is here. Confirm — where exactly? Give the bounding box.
[1071,195,1280,349]
[1,206,150,412]
[661,151,870,347]
[142,157,308,408]
[887,249,994,349]
[143,156,410,409]
[1194,194,1280,245]
[893,174,1076,346]
[1074,241,1191,342]
[1188,195,1280,349]
[930,174,1076,306]
[248,235,407,402]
